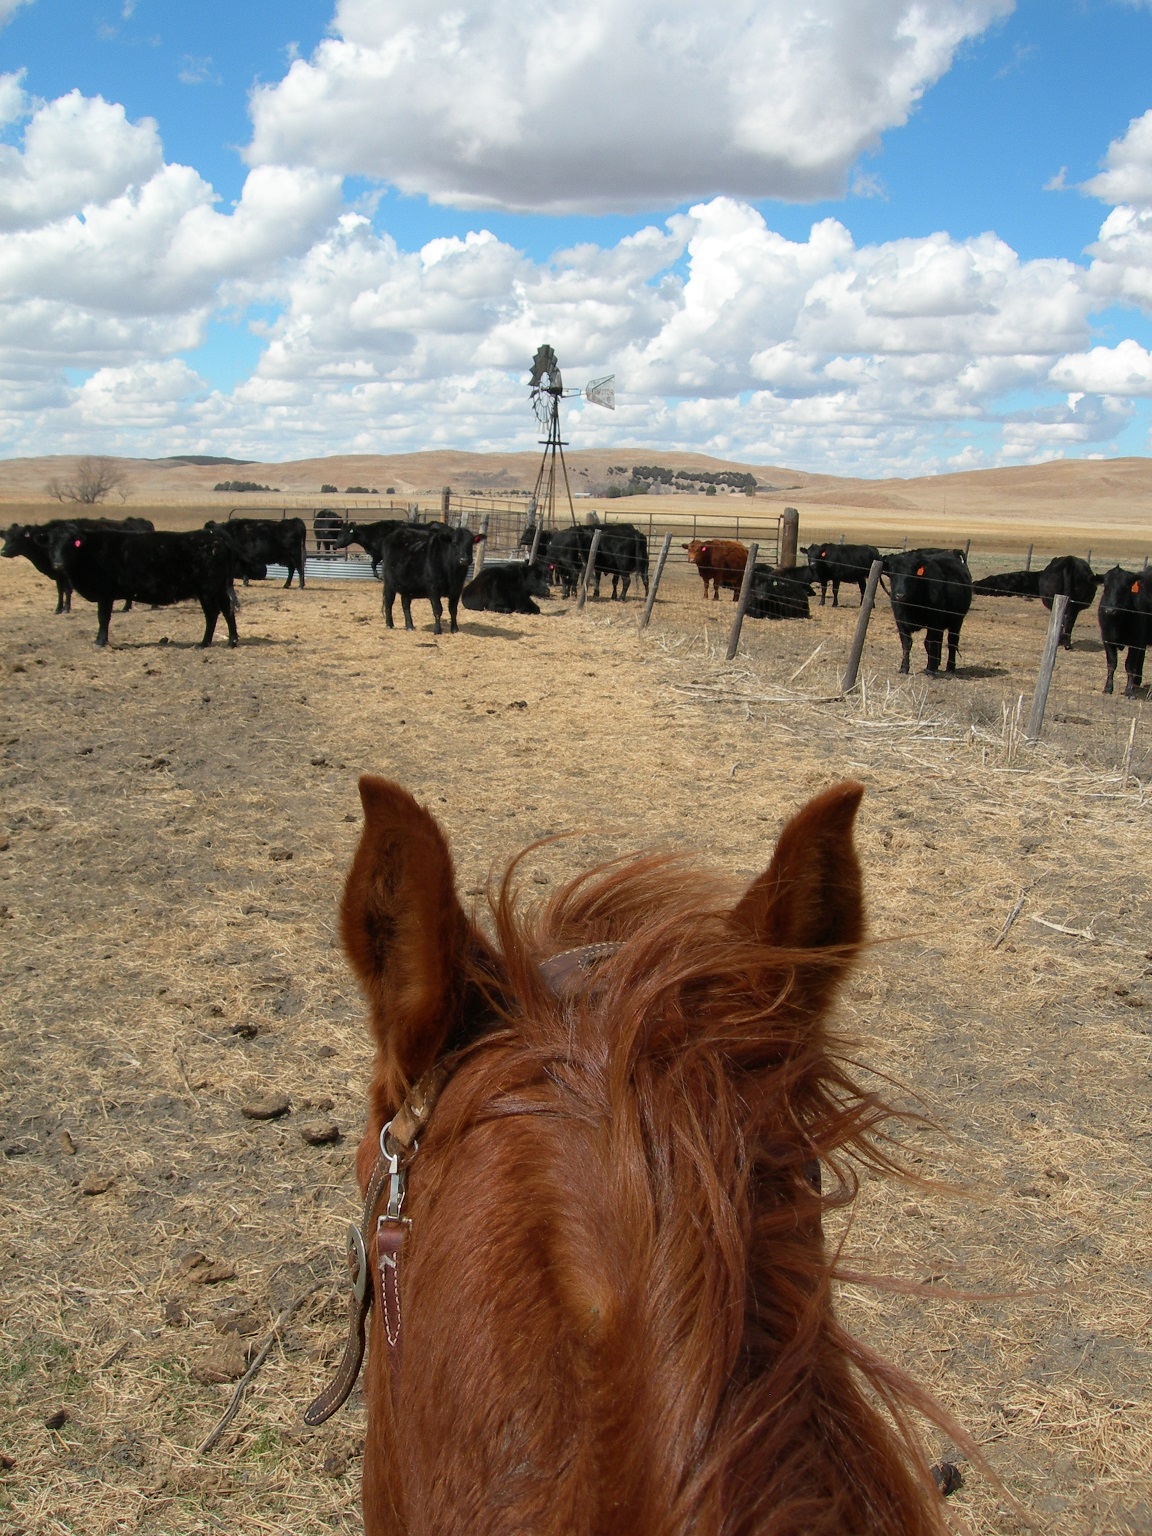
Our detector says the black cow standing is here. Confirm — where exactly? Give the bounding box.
[55,527,265,647]
[1098,566,1152,696]
[882,549,973,674]
[2,517,153,612]
[973,556,1101,649]
[331,519,407,577]
[747,564,815,620]
[313,507,346,553]
[380,522,484,634]
[804,542,881,606]
[204,517,307,589]
[545,524,649,600]
[462,561,551,615]
[1038,556,1102,649]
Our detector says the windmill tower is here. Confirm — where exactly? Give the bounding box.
[528,344,615,529]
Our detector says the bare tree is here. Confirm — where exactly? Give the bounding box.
[46,456,129,506]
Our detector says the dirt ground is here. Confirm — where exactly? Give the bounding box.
[2,545,1151,1535]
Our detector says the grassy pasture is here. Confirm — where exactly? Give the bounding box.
[1,513,1150,1535]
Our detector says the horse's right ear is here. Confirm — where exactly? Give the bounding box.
[341,777,471,1099]
[731,781,865,1015]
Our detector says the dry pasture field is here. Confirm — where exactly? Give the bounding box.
[2,544,1151,1536]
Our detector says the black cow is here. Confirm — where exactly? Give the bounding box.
[205,517,307,589]
[882,550,973,674]
[55,527,265,647]
[1038,557,1102,649]
[972,569,1041,597]
[973,557,1100,649]
[545,524,649,600]
[314,507,346,553]
[804,542,881,606]
[547,526,587,598]
[1098,566,1152,696]
[331,519,407,577]
[747,563,815,620]
[518,525,552,562]
[462,561,551,615]
[380,522,484,634]
[2,517,153,612]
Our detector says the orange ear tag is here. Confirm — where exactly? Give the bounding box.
[1133,581,1141,594]
[916,565,925,576]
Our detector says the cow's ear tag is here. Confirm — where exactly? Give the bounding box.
[74,539,82,547]
[916,565,925,576]
[1133,580,1141,594]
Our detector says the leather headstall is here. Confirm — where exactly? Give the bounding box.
[303,942,621,1427]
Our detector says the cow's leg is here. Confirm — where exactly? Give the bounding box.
[924,627,943,674]
[897,623,913,674]
[1125,646,1147,697]
[382,583,396,628]
[282,569,293,589]
[711,580,719,600]
[401,594,416,631]
[819,581,828,606]
[945,624,961,672]
[857,579,867,605]
[1102,640,1118,694]
[831,580,840,608]
[95,596,114,647]
[1061,605,1079,649]
[122,599,133,613]
[427,594,444,635]
[198,595,219,647]
[447,592,461,633]
[55,579,66,614]
[619,573,631,601]
[223,588,239,647]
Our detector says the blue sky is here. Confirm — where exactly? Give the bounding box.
[3,0,1152,474]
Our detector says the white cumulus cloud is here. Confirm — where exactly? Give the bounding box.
[247,0,1013,212]
[1081,109,1152,208]
[1048,338,1152,396]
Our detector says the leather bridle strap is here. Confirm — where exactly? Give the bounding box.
[303,1064,448,1426]
[302,946,621,1427]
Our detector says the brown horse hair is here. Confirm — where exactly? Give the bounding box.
[342,777,984,1535]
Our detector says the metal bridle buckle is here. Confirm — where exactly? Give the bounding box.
[345,1221,369,1306]
[379,1120,412,1222]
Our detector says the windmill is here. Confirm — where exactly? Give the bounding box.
[527,344,614,530]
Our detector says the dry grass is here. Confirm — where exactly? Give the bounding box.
[1,549,1150,1535]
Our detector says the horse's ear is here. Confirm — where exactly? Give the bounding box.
[731,781,865,1010]
[341,777,472,1094]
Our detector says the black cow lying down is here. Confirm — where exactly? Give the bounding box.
[380,522,484,634]
[56,527,265,647]
[1098,566,1152,695]
[883,549,972,674]
[747,563,815,620]
[462,561,551,614]
[205,517,307,589]
[2,517,154,612]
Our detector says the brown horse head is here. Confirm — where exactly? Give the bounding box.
[336,776,948,1535]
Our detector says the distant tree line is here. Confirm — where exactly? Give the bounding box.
[604,464,758,497]
[214,479,279,493]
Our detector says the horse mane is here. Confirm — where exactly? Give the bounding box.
[342,778,972,1535]
[406,848,954,1536]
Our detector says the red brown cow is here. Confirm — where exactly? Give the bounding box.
[309,776,971,1536]
[682,537,748,599]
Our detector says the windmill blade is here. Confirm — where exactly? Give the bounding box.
[530,344,562,394]
[584,375,615,410]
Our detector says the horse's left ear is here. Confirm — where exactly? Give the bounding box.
[731,781,865,1011]
[341,777,473,1099]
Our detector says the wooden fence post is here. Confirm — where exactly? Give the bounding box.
[528,522,543,566]
[1025,594,1070,743]
[576,528,603,610]
[441,486,451,520]
[725,541,759,661]
[841,559,884,694]
[474,513,489,575]
[638,532,673,632]
[1025,543,1034,571]
[963,538,971,560]
[781,507,799,569]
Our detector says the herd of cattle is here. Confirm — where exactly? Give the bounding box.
[2,512,1150,694]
